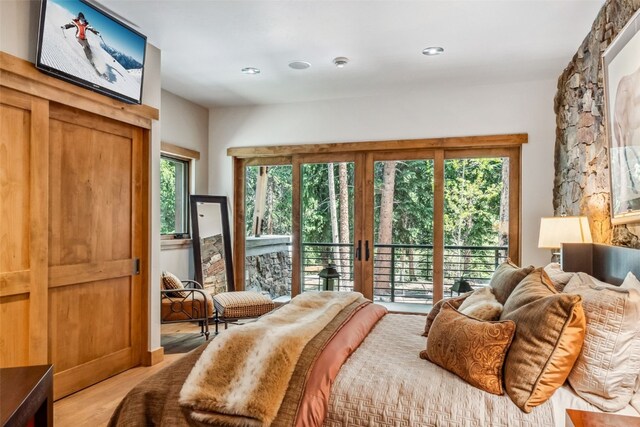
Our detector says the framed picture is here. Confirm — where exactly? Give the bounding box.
[603,8,640,225]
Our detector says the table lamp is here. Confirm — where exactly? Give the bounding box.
[538,216,592,262]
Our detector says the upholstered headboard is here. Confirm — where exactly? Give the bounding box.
[561,243,640,286]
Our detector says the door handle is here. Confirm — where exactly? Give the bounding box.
[365,240,370,261]
[355,240,362,261]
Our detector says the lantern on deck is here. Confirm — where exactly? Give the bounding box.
[318,264,340,291]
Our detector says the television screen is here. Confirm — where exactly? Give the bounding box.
[36,0,146,104]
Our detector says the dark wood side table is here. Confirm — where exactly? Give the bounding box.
[0,365,53,427]
[566,408,640,426]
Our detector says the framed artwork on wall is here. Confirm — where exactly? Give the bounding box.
[603,8,640,225]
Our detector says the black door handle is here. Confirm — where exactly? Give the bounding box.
[355,240,362,261]
[365,240,370,261]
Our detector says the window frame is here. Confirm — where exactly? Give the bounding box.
[160,143,200,243]
[229,135,525,302]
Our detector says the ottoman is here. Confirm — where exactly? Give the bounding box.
[212,291,275,334]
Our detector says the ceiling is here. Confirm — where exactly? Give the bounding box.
[100,0,604,107]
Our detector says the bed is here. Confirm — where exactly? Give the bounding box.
[109,243,640,427]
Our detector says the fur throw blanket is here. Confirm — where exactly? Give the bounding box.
[179,291,362,426]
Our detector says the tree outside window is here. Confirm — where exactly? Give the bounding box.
[160,155,189,236]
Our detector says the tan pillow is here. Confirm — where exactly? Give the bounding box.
[564,273,640,412]
[489,259,535,304]
[544,262,575,292]
[420,302,515,395]
[422,292,470,337]
[458,287,503,321]
[161,271,188,298]
[501,268,586,413]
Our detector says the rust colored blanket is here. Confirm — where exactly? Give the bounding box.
[108,294,385,427]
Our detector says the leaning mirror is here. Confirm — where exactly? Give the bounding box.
[190,195,234,294]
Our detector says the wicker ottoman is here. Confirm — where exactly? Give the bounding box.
[212,291,275,334]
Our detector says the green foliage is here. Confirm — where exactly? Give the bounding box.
[245,165,293,236]
[443,158,504,247]
[244,158,506,251]
[160,158,176,234]
[374,160,434,245]
[300,163,354,243]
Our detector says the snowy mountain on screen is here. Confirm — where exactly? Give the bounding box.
[100,42,142,70]
[40,2,142,100]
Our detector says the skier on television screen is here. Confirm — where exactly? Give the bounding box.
[61,12,100,65]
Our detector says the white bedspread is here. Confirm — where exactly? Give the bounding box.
[325,313,639,427]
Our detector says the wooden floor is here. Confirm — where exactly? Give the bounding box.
[54,323,206,426]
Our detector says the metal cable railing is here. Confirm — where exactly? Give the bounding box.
[301,242,507,303]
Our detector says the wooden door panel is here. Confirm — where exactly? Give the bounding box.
[0,294,30,366]
[49,277,132,372]
[49,121,132,266]
[0,104,31,273]
[48,105,142,399]
[0,89,49,368]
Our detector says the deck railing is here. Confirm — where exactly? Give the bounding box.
[301,242,508,304]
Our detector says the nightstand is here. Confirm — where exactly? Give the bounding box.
[0,365,53,427]
[566,408,640,426]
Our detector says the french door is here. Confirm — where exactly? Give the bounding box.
[233,139,522,306]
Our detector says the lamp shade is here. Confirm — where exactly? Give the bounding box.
[538,216,593,249]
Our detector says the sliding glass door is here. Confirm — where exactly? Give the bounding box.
[299,161,355,292]
[232,140,522,306]
[443,155,511,297]
[372,157,435,304]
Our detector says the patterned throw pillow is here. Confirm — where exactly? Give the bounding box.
[420,302,515,395]
[489,259,535,304]
[564,273,640,412]
[501,268,586,413]
[161,271,188,298]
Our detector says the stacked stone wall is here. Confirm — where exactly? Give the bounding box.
[554,0,640,247]
[200,234,228,295]
[245,251,292,297]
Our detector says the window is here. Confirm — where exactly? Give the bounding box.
[160,154,190,237]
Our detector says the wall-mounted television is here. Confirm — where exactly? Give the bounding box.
[36,0,147,104]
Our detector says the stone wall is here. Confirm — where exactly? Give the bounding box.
[200,234,228,294]
[245,251,292,297]
[554,0,640,247]
[244,236,292,297]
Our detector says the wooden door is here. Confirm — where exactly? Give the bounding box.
[47,104,143,399]
[0,88,49,368]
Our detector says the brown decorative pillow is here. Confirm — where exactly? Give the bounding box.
[161,271,188,298]
[489,259,535,305]
[422,292,471,337]
[500,268,586,413]
[420,302,515,395]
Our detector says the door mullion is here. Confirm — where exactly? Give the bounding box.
[359,153,374,300]
[433,149,445,304]
[291,156,302,297]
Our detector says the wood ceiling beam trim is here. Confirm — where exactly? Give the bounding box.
[227,133,528,158]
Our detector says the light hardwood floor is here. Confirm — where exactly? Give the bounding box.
[54,323,206,426]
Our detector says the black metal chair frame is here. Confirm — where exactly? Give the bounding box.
[161,280,212,340]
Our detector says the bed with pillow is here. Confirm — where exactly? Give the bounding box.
[109,243,640,427]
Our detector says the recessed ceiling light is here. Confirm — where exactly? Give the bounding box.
[333,57,349,68]
[422,47,444,56]
[241,67,261,74]
[289,61,311,70]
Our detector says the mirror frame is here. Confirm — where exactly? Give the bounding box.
[189,195,235,292]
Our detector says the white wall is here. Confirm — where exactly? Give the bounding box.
[0,0,40,62]
[1,0,164,352]
[160,89,209,280]
[209,79,558,267]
